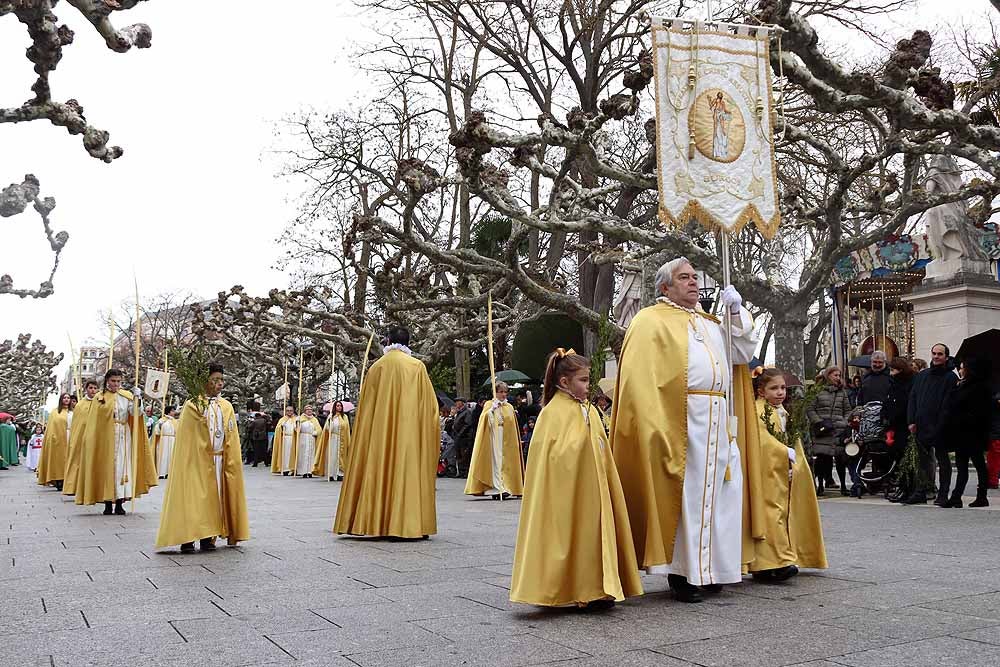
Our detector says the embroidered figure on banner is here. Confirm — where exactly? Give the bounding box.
[691,89,745,163]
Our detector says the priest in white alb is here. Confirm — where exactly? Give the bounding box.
[610,257,764,603]
[271,406,297,476]
[293,405,321,478]
[152,405,178,479]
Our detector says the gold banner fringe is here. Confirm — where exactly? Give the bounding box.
[659,200,781,240]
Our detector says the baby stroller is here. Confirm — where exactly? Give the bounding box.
[438,430,459,478]
[848,401,898,497]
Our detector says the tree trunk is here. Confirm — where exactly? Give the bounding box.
[758,316,775,363]
[803,298,831,379]
[773,303,809,380]
[354,240,371,316]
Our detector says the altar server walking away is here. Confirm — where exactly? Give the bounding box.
[611,257,764,603]
[510,349,643,608]
[63,381,99,496]
[292,404,321,478]
[75,369,157,515]
[748,368,827,581]
[271,405,297,476]
[465,381,524,500]
[334,326,439,538]
[152,406,179,479]
[315,401,351,481]
[38,393,72,489]
[156,363,250,553]
[25,424,44,471]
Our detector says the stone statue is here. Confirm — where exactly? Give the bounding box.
[922,155,991,282]
[614,269,643,328]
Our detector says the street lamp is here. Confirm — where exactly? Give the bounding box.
[698,270,718,313]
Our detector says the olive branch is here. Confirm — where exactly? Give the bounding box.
[761,381,824,449]
[168,345,211,411]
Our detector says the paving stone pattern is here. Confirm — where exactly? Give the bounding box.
[2,466,999,666]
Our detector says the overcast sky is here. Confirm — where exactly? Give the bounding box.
[0,0,986,408]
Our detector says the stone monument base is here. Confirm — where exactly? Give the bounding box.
[904,274,1000,357]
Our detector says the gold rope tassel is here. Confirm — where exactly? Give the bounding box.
[688,130,696,160]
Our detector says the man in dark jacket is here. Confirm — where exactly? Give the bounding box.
[247,410,271,468]
[451,398,475,477]
[905,343,958,505]
[858,351,892,406]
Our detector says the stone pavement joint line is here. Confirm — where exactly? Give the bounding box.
[2,467,999,666]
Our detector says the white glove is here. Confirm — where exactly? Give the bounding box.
[720,285,743,314]
[787,447,796,464]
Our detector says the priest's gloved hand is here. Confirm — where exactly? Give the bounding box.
[787,447,796,464]
[720,285,743,314]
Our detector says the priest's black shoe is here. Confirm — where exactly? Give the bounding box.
[114,501,126,516]
[668,574,703,603]
[200,538,217,551]
[180,542,196,554]
[772,565,799,581]
[901,491,927,505]
[103,502,113,515]
[700,583,723,595]
[583,599,616,611]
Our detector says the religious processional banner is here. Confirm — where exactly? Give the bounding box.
[651,19,781,239]
[144,369,169,399]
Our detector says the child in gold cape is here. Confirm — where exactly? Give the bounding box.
[748,368,827,580]
[510,349,643,608]
[465,381,524,499]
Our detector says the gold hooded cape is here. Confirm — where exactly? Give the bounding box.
[74,390,157,506]
[290,415,321,475]
[748,399,828,572]
[510,391,643,606]
[37,409,69,485]
[270,416,297,474]
[156,398,250,548]
[333,350,439,538]
[464,401,524,496]
[63,398,94,496]
[314,414,352,477]
[610,302,766,569]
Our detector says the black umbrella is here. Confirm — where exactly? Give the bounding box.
[435,390,455,409]
[480,369,534,386]
[848,355,872,369]
[957,329,1000,383]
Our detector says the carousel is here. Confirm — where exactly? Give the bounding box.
[830,234,931,370]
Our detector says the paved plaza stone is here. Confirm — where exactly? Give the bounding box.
[3,466,999,667]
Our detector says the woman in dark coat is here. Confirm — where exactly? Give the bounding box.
[879,358,914,500]
[881,357,914,459]
[807,367,852,496]
[942,358,993,508]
